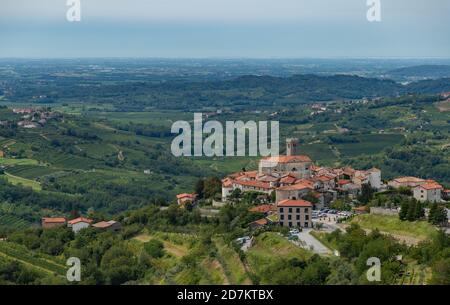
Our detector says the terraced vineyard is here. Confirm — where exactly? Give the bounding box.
[0,214,30,230]
[0,241,67,276]
[5,164,68,181]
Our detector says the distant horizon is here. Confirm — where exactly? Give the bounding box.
[1,57,450,60]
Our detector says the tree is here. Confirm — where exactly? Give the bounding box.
[195,179,205,199]
[358,184,375,204]
[428,203,448,225]
[303,192,319,205]
[399,201,409,221]
[144,239,165,258]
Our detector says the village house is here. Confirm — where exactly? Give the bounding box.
[248,204,277,215]
[42,217,67,229]
[275,180,313,203]
[92,220,122,232]
[249,218,269,230]
[176,193,198,206]
[413,182,443,203]
[277,199,313,228]
[388,176,426,189]
[259,155,313,179]
[67,217,93,233]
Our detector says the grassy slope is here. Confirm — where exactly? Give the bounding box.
[4,172,42,191]
[213,237,252,285]
[349,214,438,240]
[132,231,229,285]
[246,232,311,284]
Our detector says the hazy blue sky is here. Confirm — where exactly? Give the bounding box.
[0,0,449,58]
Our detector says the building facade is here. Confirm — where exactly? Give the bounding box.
[277,199,312,228]
[413,183,443,203]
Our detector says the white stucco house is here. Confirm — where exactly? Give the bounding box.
[67,217,93,233]
[413,182,443,203]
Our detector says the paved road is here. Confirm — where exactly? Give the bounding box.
[294,229,331,255]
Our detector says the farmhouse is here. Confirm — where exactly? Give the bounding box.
[92,220,122,232]
[176,193,198,206]
[42,217,66,229]
[67,217,93,233]
[249,218,269,230]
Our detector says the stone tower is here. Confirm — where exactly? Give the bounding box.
[286,138,299,156]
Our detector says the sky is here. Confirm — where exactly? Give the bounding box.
[0,0,449,58]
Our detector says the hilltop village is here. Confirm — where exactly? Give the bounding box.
[178,138,449,229]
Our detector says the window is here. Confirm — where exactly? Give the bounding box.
[297,222,301,227]
[296,208,300,213]
[288,208,292,213]
[305,208,309,213]
[289,222,292,227]
[280,215,284,220]
[304,222,309,228]
[305,215,309,220]
[279,208,284,213]
[296,215,300,220]
[288,215,292,220]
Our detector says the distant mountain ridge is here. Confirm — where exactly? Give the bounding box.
[386,65,450,79]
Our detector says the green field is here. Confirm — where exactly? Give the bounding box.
[89,111,194,126]
[6,165,65,180]
[301,143,336,163]
[4,172,42,191]
[349,214,438,240]
[0,158,39,166]
[335,134,404,157]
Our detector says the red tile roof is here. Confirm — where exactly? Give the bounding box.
[338,179,351,185]
[92,220,117,229]
[392,176,425,184]
[235,180,272,189]
[249,205,276,213]
[280,175,297,184]
[222,178,233,188]
[261,155,312,163]
[316,175,335,182]
[277,199,313,207]
[416,182,443,190]
[68,217,93,225]
[176,193,198,199]
[42,217,66,224]
[251,218,269,226]
[277,181,313,191]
